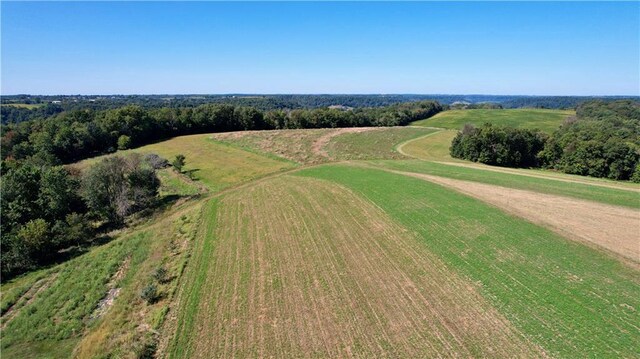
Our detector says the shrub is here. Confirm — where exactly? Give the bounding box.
[117,135,131,150]
[140,283,159,304]
[172,154,186,173]
[143,153,169,169]
[152,266,168,284]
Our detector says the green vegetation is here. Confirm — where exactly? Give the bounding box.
[172,154,186,173]
[398,129,459,161]
[168,200,218,358]
[446,101,640,180]
[371,160,640,208]
[412,108,574,133]
[297,164,640,358]
[1,103,46,109]
[539,100,639,180]
[326,127,436,160]
[79,134,293,192]
[450,124,547,167]
[1,100,441,166]
[1,231,147,357]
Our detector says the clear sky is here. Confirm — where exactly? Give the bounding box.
[1,1,638,95]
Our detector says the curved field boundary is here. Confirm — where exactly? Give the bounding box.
[393,170,640,266]
[167,176,543,358]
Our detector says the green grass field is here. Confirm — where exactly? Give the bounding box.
[326,127,436,161]
[297,164,640,358]
[412,109,574,133]
[1,103,46,109]
[76,134,294,192]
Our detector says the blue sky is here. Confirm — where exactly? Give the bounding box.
[1,2,638,95]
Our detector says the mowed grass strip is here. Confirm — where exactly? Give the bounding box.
[411,108,574,133]
[298,165,640,358]
[326,126,437,161]
[168,176,542,358]
[372,160,640,208]
[76,134,293,192]
[398,129,459,161]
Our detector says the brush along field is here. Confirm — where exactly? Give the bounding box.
[167,176,544,358]
[411,108,574,133]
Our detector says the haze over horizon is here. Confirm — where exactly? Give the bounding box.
[2,2,639,96]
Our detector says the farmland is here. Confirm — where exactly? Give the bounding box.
[2,108,639,358]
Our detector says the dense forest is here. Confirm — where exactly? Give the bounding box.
[1,153,163,279]
[450,100,640,181]
[0,100,442,166]
[3,94,638,124]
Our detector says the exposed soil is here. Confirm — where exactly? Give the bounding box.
[396,171,640,265]
[90,257,130,320]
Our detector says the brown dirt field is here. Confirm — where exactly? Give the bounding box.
[183,176,544,358]
[394,171,640,265]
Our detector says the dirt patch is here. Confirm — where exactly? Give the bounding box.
[396,171,640,265]
[311,127,377,158]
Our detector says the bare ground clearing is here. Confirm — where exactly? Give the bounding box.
[180,176,544,358]
[395,171,640,265]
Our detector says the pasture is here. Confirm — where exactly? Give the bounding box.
[411,108,574,133]
[76,134,294,192]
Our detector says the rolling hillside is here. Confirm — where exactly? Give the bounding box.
[2,109,638,358]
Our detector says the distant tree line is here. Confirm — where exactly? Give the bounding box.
[450,100,640,181]
[1,153,164,279]
[4,94,638,124]
[1,100,442,166]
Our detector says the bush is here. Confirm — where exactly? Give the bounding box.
[172,154,186,173]
[143,153,169,169]
[140,283,159,304]
[152,266,168,284]
[117,135,131,150]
